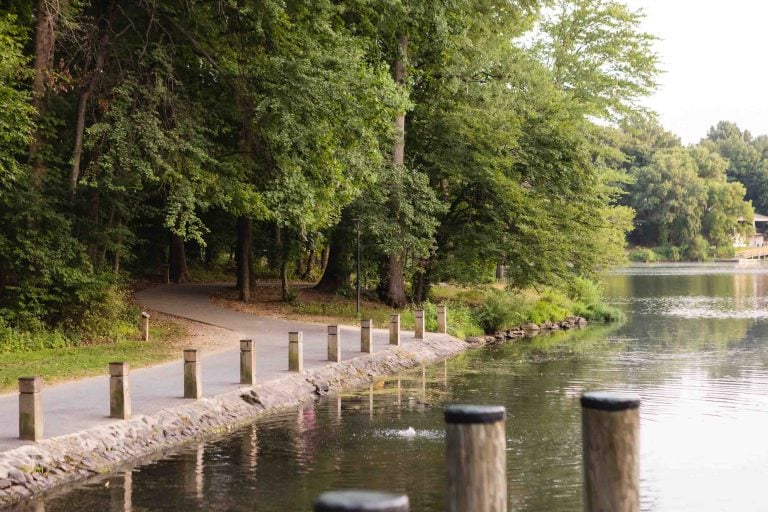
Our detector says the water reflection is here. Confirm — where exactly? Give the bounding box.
[17,264,768,511]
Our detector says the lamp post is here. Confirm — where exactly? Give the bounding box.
[354,218,361,315]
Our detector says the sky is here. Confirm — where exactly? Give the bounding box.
[623,0,768,144]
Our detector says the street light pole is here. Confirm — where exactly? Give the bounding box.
[355,218,361,315]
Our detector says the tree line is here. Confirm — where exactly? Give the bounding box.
[0,0,659,336]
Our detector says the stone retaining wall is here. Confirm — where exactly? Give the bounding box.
[0,334,474,507]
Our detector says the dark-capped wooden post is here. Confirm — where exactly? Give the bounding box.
[240,339,255,385]
[445,405,507,512]
[314,490,410,512]
[437,304,447,334]
[581,391,641,512]
[109,362,131,419]
[389,314,400,346]
[361,319,373,353]
[141,312,150,341]
[18,377,43,441]
[414,309,424,339]
[289,332,303,371]
[328,325,341,362]
[183,349,202,399]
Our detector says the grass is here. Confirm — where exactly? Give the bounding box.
[0,319,186,393]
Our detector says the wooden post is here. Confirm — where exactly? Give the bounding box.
[18,377,43,441]
[109,362,131,420]
[240,339,255,385]
[389,314,400,346]
[314,490,409,512]
[141,311,150,341]
[289,332,303,371]
[327,325,341,362]
[183,349,202,399]
[437,304,447,334]
[445,405,507,512]
[414,309,424,339]
[360,319,373,353]
[581,391,641,512]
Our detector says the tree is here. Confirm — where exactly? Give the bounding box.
[532,0,660,121]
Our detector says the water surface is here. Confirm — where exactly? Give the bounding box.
[11,263,768,511]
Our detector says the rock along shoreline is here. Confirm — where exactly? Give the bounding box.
[0,333,475,508]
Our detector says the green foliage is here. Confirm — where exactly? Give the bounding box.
[474,291,527,334]
[628,248,656,262]
[0,14,33,183]
[685,235,710,261]
[573,302,625,323]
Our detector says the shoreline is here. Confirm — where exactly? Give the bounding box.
[0,332,477,507]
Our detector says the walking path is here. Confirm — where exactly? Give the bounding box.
[0,283,423,452]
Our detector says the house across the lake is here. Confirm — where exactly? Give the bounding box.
[735,213,768,247]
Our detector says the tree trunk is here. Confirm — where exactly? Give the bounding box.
[70,3,116,197]
[495,262,505,282]
[169,234,190,284]
[301,246,315,280]
[315,222,352,293]
[236,216,252,301]
[29,0,59,185]
[384,33,409,308]
[279,227,290,301]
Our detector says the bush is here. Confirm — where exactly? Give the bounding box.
[628,248,656,262]
[566,277,601,305]
[574,302,625,323]
[528,291,572,325]
[685,236,710,261]
[473,292,522,334]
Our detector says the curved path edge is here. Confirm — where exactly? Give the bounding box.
[0,284,480,507]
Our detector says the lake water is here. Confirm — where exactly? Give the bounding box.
[10,263,768,511]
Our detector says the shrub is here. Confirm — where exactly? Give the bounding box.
[473,291,528,334]
[685,236,709,261]
[628,248,656,262]
[528,291,572,325]
[574,302,625,323]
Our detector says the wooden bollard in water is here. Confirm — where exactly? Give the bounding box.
[327,326,340,362]
[445,405,507,512]
[109,362,131,419]
[437,304,447,334]
[581,391,641,512]
[314,490,410,512]
[289,332,303,371]
[240,339,255,385]
[18,377,43,441]
[389,314,400,346]
[183,349,202,399]
[360,319,372,353]
[414,309,424,339]
[141,311,150,341]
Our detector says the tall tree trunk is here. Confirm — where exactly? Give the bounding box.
[301,246,315,280]
[315,211,354,293]
[384,33,409,308]
[70,3,116,197]
[495,262,505,282]
[169,234,190,284]
[278,227,290,301]
[29,0,59,185]
[237,216,253,301]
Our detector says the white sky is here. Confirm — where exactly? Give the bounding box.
[624,0,768,144]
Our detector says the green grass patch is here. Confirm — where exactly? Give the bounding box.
[0,319,186,393]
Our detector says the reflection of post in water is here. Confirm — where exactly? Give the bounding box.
[369,383,374,418]
[241,424,259,470]
[183,443,205,501]
[421,366,426,401]
[444,360,448,389]
[110,470,132,512]
[335,396,342,425]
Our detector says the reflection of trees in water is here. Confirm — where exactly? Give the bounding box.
[606,272,768,300]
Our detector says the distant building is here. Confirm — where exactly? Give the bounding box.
[735,213,768,247]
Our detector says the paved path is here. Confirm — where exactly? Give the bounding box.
[0,284,421,452]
